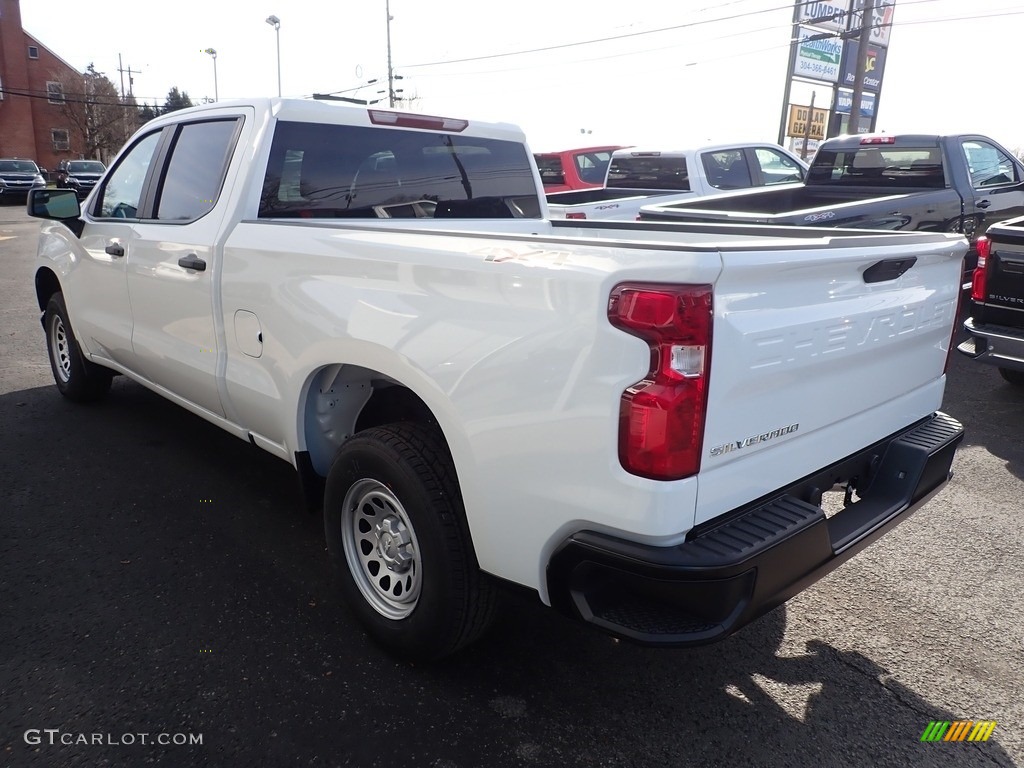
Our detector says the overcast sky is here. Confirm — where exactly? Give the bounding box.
[18,0,1024,153]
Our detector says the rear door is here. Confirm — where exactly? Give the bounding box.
[125,111,250,417]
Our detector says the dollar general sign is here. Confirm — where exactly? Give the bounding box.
[788,105,827,140]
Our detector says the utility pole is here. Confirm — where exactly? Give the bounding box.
[848,0,874,135]
[777,0,802,146]
[117,54,141,99]
[385,0,396,107]
[801,92,816,160]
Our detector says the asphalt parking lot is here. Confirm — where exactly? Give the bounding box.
[1,203,1021,768]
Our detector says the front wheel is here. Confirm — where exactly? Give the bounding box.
[44,293,112,402]
[324,423,496,661]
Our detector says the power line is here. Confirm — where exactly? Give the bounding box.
[396,0,1019,75]
[0,86,140,109]
[390,3,1024,81]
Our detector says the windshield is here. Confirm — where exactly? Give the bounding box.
[0,160,39,173]
[68,161,106,174]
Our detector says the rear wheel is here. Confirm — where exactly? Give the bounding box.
[44,293,112,402]
[324,423,496,661]
[998,367,1024,387]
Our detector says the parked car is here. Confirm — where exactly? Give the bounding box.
[638,133,1024,287]
[0,158,46,202]
[533,145,624,194]
[546,143,808,220]
[56,159,107,198]
[959,220,1024,384]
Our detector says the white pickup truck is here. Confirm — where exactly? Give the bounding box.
[28,98,965,661]
[545,143,808,220]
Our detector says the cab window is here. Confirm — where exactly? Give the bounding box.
[755,148,804,185]
[94,131,162,219]
[156,119,240,220]
[962,140,1018,188]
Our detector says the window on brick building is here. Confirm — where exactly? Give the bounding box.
[47,82,65,104]
[28,46,39,59]
[52,129,70,151]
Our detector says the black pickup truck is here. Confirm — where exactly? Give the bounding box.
[958,217,1024,385]
[639,134,1024,285]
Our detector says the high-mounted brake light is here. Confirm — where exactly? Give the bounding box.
[608,283,713,480]
[565,212,587,220]
[368,110,468,133]
[860,136,897,145]
[971,235,991,303]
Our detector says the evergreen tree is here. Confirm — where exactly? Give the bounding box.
[163,87,194,113]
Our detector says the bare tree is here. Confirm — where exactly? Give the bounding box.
[50,64,129,161]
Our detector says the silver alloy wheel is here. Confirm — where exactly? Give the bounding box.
[50,314,72,383]
[341,478,422,620]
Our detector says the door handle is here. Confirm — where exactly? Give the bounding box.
[977,200,992,209]
[177,254,207,272]
[105,243,125,257]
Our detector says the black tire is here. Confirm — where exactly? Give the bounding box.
[44,293,113,402]
[324,423,496,661]
[998,367,1024,387]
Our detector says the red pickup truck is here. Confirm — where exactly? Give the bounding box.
[533,145,625,193]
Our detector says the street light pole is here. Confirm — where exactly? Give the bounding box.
[386,0,395,107]
[203,48,218,102]
[266,15,281,97]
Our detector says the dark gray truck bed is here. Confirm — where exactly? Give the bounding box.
[639,134,1024,285]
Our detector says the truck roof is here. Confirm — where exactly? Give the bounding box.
[141,97,529,144]
[821,134,949,149]
[534,145,624,156]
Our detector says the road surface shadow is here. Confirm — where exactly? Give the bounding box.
[0,380,1015,767]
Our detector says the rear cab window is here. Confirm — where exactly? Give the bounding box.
[535,155,566,187]
[606,155,689,191]
[261,122,541,219]
[808,146,947,188]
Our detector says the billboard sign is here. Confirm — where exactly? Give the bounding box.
[794,26,844,83]
[835,89,876,117]
[840,40,887,92]
[788,104,828,140]
[797,1,851,32]
[848,0,896,47]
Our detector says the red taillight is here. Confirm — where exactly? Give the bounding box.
[971,235,991,302]
[565,212,587,220]
[608,283,713,480]
[368,109,468,132]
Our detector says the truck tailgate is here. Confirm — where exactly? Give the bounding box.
[696,234,964,525]
[976,223,1024,323]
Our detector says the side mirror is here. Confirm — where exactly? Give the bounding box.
[28,188,81,220]
[27,188,84,237]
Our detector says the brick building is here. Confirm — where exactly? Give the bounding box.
[0,0,86,173]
